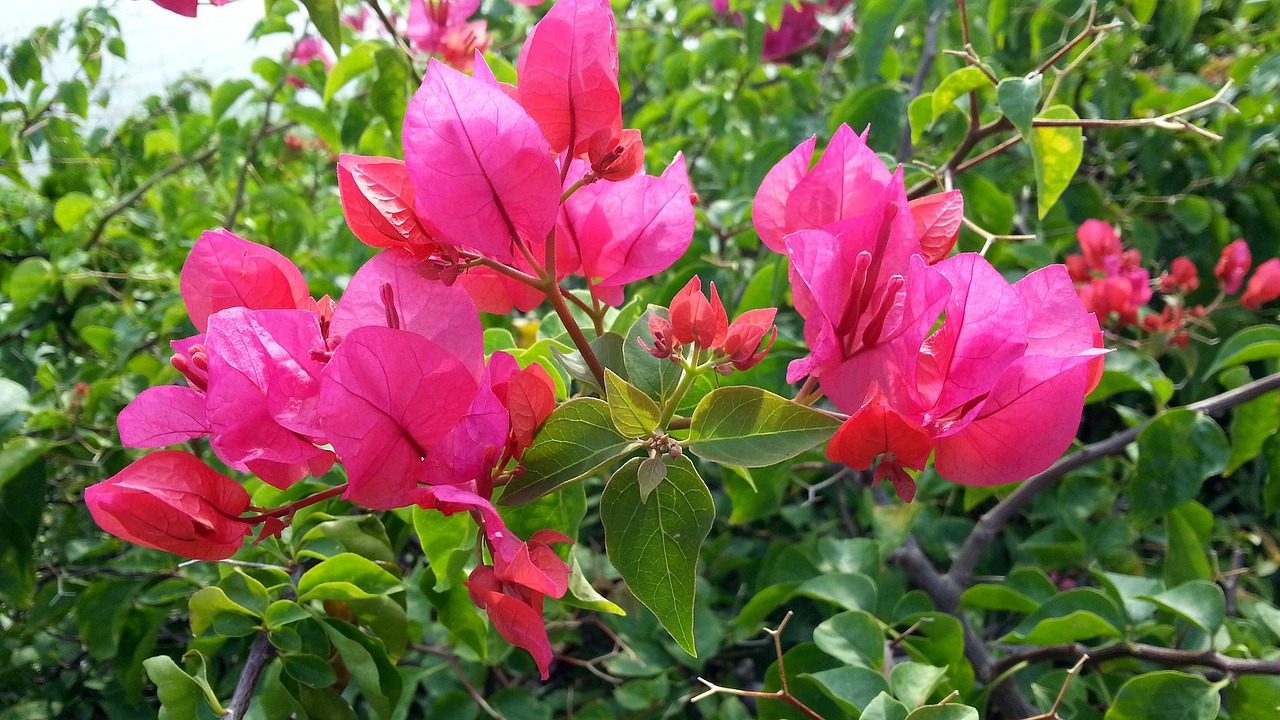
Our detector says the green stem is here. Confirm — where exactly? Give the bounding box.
[658,348,702,429]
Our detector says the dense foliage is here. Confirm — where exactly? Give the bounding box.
[2,1,1280,719]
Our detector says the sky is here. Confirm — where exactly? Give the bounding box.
[5,0,293,124]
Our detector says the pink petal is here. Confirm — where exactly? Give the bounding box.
[180,229,310,332]
[919,253,1028,415]
[933,354,1092,486]
[784,125,895,233]
[1013,265,1103,359]
[331,249,484,369]
[148,0,198,17]
[118,386,209,447]
[516,0,621,155]
[203,309,331,487]
[908,190,963,264]
[403,60,561,263]
[417,362,509,486]
[337,155,435,251]
[560,173,695,299]
[320,327,477,509]
[753,135,815,253]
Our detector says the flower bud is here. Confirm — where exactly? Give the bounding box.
[1158,256,1200,294]
[1077,220,1122,273]
[588,128,645,182]
[638,314,679,359]
[669,277,727,348]
[719,308,778,372]
[1242,258,1280,310]
[1215,239,1252,294]
[85,451,251,561]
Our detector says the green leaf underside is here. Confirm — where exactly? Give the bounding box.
[601,456,714,656]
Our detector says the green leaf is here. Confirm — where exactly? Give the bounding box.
[1003,589,1125,645]
[1030,105,1083,219]
[57,80,88,118]
[996,74,1043,139]
[905,705,979,720]
[1131,410,1228,521]
[793,572,878,613]
[1225,391,1279,474]
[0,438,49,490]
[889,662,947,709]
[144,129,179,158]
[602,456,714,656]
[210,79,254,120]
[605,369,662,438]
[143,652,226,719]
[863,692,911,720]
[813,610,883,668]
[623,309,684,402]
[1104,671,1220,720]
[1165,502,1215,585]
[1204,325,1280,378]
[931,67,994,123]
[421,582,488,661]
[6,257,58,308]
[412,507,474,591]
[322,619,402,719]
[806,666,890,715]
[265,600,312,629]
[501,398,638,506]
[563,552,626,616]
[908,93,933,144]
[637,456,668,502]
[1087,348,1174,406]
[1137,581,1225,634]
[688,387,840,467]
[324,42,378,104]
[300,0,343,57]
[297,553,402,602]
[960,584,1040,613]
[282,652,338,688]
[189,587,259,636]
[283,105,340,152]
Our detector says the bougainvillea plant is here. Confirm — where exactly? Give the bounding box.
[86,0,1107,687]
[8,0,1275,718]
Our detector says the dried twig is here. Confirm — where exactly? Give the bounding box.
[692,612,825,720]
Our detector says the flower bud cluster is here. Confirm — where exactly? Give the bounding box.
[641,276,778,375]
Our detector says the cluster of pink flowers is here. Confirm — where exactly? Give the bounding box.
[710,0,852,61]
[89,0,704,677]
[1065,223,1280,348]
[754,127,1105,501]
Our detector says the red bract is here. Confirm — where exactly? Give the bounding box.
[1158,256,1200,294]
[907,190,964,264]
[1065,221,1151,326]
[488,353,557,461]
[718,309,779,373]
[516,0,622,155]
[179,229,312,332]
[403,59,561,264]
[336,155,437,253]
[669,276,728,348]
[1242,258,1280,310]
[1215,239,1252,294]
[85,451,250,561]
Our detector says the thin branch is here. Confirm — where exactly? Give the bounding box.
[890,536,1041,718]
[899,9,945,160]
[412,644,507,719]
[991,643,1280,679]
[225,564,305,720]
[947,370,1280,585]
[1024,655,1087,720]
[86,146,217,247]
[1033,2,1101,76]
[366,0,423,86]
[225,55,294,231]
[692,612,825,720]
